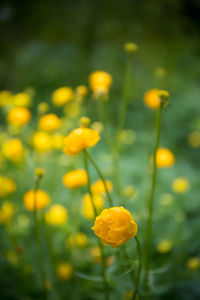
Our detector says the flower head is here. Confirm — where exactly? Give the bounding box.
[23,190,50,211]
[32,131,52,152]
[91,179,112,195]
[144,89,160,109]
[156,148,175,168]
[92,207,137,248]
[0,201,14,224]
[13,93,31,107]
[171,177,190,194]
[45,205,68,225]
[38,114,61,132]
[156,239,173,253]
[63,169,88,189]
[89,71,112,97]
[2,138,24,163]
[7,107,31,126]
[64,128,100,156]
[0,176,16,197]
[52,87,74,106]
[57,263,73,281]
[186,257,200,270]
[124,42,138,54]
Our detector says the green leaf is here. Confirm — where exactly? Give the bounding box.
[75,272,103,282]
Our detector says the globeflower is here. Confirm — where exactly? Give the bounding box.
[63,169,88,189]
[92,207,137,248]
[186,257,200,270]
[144,89,160,109]
[32,131,52,152]
[67,233,88,248]
[91,179,112,195]
[156,148,175,168]
[45,205,68,225]
[38,113,61,132]
[64,128,100,156]
[52,87,74,106]
[0,176,16,197]
[13,92,31,107]
[2,138,24,163]
[0,90,13,106]
[171,177,190,194]
[89,71,112,98]
[75,85,88,102]
[57,263,73,281]
[156,239,173,253]
[51,134,64,150]
[7,107,31,126]
[82,193,104,220]
[0,201,14,224]
[23,190,50,211]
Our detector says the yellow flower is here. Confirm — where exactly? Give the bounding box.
[7,107,31,126]
[91,179,112,195]
[75,85,88,101]
[118,129,136,144]
[0,90,13,106]
[89,246,101,263]
[37,102,49,114]
[57,263,73,281]
[51,134,64,150]
[13,92,31,107]
[156,240,173,253]
[32,131,52,152]
[159,193,173,206]
[92,207,137,247]
[89,71,112,97]
[144,89,160,109]
[0,201,14,224]
[188,131,200,148]
[52,87,74,106]
[91,121,104,133]
[67,233,88,248]
[2,138,24,163]
[122,185,138,200]
[171,177,190,194]
[79,116,91,128]
[38,113,61,132]
[156,148,175,168]
[64,102,80,118]
[186,257,200,270]
[0,176,17,197]
[124,42,138,53]
[23,190,50,211]
[45,205,68,225]
[82,193,105,220]
[63,169,88,189]
[64,128,100,156]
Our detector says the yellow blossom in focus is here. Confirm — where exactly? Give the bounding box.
[52,87,74,107]
[57,263,73,281]
[13,93,31,107]
[0,90,13,106]
[45,205,68,225]
[144,89,160,109]
[91,121,104,133]
[64,128,100,156]
[75,85,88,102]
[63,169,88,189]
[82,193,105,220]
[7,107,31,126]
[89,246,101,263]
[32,131,52,152]
[171,177,190,194]
[89,71,112,98]
[188,131,200,148]
[92,207,137,247]
[91,179,112,195]
[38,114,61,132]
[124,42,138,53]
[2,138,24,163]
[37,102,49,114]
[186,257,200,270]
[23,190,50,211]
[0,201,14,224]
[156,148,175,168]
[51,134,64,150]
[157,240,173,253]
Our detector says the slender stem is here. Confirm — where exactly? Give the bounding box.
[33,178,47,300]
[144,103,164,282]
[83,150,109,300]
[132,236,142,300]
[85,149,113,207]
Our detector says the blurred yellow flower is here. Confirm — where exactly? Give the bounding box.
[144,89,160,109]
[171,177,190,194]
[89,71,112,97]
[91,179,112,195]
[92,207,137,247]
[188,131,200,148]
[13,92,31,107]
[45,205,68,225]
[63,169,88,189]
[0,176,16,197]
[57,263,73,281]
[159,193,173,206]
[32,131,52,152]
[118,129,136,144]
[65,102,80,118]
[0,201,14,224]
[37,102,49,114]
[76,85,88,99]
[23,190,50,211]
[38,113,61,132]
[52,87,74,106]
[2,138,24,163]
[156,240,173,253]
[91,121,104,133]
[51,133,64,150]
[122,185,138,200]
[82,193,105,220]
[124,42,138,53]
[186,257,200,270]
[64,128,100,156]
[156,148,175,168]
[79,116,91,128]
[7,107,31,126]
[155,67,166,78]
[67,233,88,248]
[0,90,13,106]
[89,246,101,263]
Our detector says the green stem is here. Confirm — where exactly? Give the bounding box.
[144,103,164,283]
[85,149,113,207]
[83,150,109,300]
[132,236,142,300]
[33,178,47,300]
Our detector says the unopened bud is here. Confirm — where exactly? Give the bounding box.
[34,167,45,179]
[79,116,91,128]
[158,90,169,106]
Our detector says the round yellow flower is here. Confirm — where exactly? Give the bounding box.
[37,102,49,114]
[124,42,138,53]
[0,90,13,106]
[79,116,91,128]
[13,92,31,107]
[144,89,160,109]
[23,190,50,211]
[64,128,100,156]
[82,193,105,220]
[171,177,190,194]
[156,148,175,168]
[91,179,112,195]
[156,240,173,253]
[89,71,112,96]
[92,207,137,247]
[188,131,200,148]
[0,176,17,197]
[75,85,88,101]
[63,169,88,189]
[0,201,14,224]
[186,257,200,270]
[67,233,88,248]
[2,138,24,163]
[38,114,61,132]
[45,205,68,225]
[57,263,73,281]
[7,107,31,126]
[51,134,64,150]
[52,87,74,106]
[32,131,52,152]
